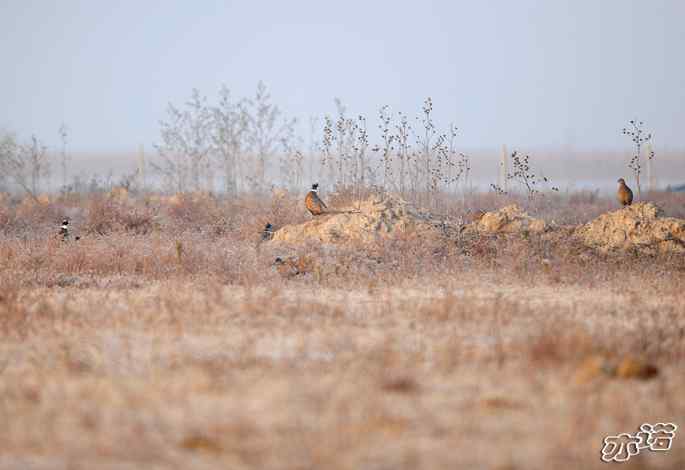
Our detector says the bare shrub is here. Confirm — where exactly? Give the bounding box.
[212,85,248,196]
[162,194,223,234]
[505,151,559,201]
[84,195,155,235]
[153,82,297,196]
[318,97,476,214]
[154,89,214,193]
[622,119,654,200]
[0,132,51,199]
[245,81,297,192]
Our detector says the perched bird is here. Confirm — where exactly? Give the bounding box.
[304,183,328,216]
[261,223,274,241]
[617,178,634,206]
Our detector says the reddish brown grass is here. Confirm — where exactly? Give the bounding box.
[0,190,684,469]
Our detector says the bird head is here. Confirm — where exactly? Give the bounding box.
[61,218,69,226]
[617,178,626,185]
[311,183,319,192]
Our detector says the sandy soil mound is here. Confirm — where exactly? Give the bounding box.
[574,202,685,254]
[270,195,444,244]
[464,204,548,234]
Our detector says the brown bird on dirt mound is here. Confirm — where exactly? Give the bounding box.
[305,183,328,216]
[617,178,634,206]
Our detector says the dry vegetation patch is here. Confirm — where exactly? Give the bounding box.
[1,191,685,469]
[0,280,684,469]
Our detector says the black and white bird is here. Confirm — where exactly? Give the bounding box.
[58,218,80,241]
[59,218,70,240]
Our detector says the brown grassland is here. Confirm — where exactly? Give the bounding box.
[1,189,685,469]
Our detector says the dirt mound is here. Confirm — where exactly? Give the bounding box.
[270,195,444,244]
[464,204,548,234]
[574,202,685,254]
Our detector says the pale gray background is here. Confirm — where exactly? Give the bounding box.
[1,0,683,152]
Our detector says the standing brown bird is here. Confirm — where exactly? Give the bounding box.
[304,183,328,215]
[273,256,314,278]
[617,178,634,206]
[274,257,300,278]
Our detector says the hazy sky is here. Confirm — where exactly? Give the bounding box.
[1,0,684,153]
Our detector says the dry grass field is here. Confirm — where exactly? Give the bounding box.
[1,189,685,469]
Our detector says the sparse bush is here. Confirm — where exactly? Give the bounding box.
[84,194,155,235]
[154,89,214,193]
[163,193,231,235]
[0,132,51,199]
[622,119,654,200]
[245,81,297,192]
[153,82,297,195]
[320,97,471,212]
[505,151,559,201]
[212,85,248,196]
